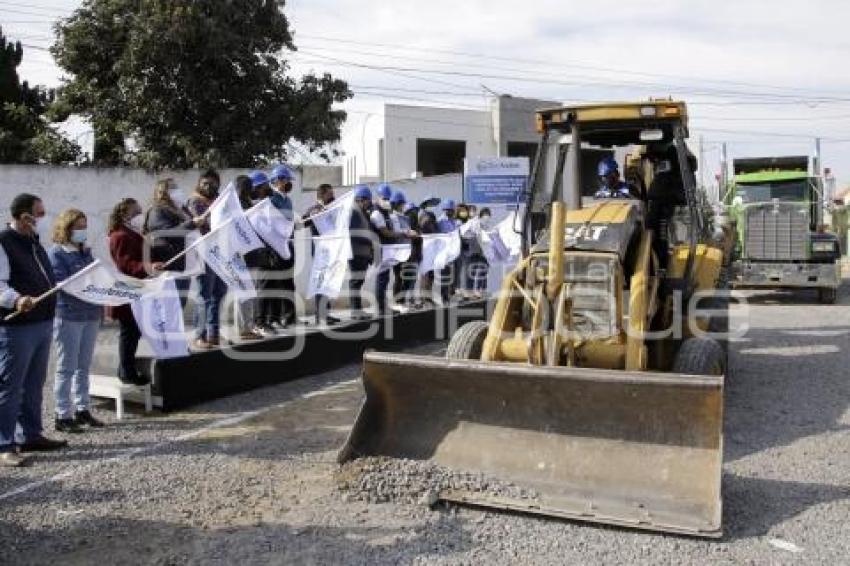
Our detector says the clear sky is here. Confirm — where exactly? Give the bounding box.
[6,0,850,188]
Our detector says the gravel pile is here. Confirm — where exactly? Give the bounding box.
[335,456,540,506]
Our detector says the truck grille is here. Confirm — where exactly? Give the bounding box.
[745,203,810,261]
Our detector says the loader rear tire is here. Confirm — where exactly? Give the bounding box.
[446,321,490,360]
[673,337,725,376]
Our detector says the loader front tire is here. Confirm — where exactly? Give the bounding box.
[673,337,725,376]
[446,321,490,360]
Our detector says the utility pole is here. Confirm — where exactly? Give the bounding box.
[720,142,729,203]
[698,135,706,199]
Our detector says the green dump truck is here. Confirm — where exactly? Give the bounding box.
[726,156,840,303]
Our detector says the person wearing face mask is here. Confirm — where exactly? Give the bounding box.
[467,208,492,299]
[186,169,227,350]
[143,178,204,307]
[107,198,163,386]
[348,186,377,320]
[267,164,297,329]
[436,199,461,304]
[47,209,104,433]
[0,193,69,467]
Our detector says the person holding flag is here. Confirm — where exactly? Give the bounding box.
[143,178,204,307]
[303,184,339,325]
[108,198,163,384]
[0,193,68,466]
[349,186,378,320]
[187,171,226,350]
[47,209,105,433]
[267,164,298,328]
[389,191,419,309]
[437,199,461,304]
[369,184,416,315]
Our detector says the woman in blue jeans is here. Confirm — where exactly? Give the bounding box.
[48,209,104,433]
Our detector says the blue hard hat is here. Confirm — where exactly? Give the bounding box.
[441,199,456,211]
[250,170,270,187]
[598,157,619,177]
[389,190,406,205]
[377,183,393,200]
[354,185,372,200]
[270,164,294,182]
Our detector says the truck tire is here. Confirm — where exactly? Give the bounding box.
[673,337,725,376]
[446,321,490,360]
[818,287,837,304]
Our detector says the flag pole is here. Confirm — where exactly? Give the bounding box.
[3,260,102,322]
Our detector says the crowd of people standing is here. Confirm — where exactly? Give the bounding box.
[0,166,491,468]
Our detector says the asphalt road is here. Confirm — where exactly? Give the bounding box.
[0,285,848,565]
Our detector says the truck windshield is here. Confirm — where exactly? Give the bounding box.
[735,180,808,203]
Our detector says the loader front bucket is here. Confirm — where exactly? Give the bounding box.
[339,352,724,538]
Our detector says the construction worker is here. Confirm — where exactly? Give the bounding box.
[594,157,634,199]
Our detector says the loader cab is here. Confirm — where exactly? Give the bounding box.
[528,101,703,279]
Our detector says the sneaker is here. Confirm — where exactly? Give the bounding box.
[19,436,68,452]
[55,417,84,434]
[193,338,217,351]
[0,452,29,467]
[240,329,263,341]
[256,324,277,337]
[75,410,105,428]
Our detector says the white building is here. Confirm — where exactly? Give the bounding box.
[343,95,559,185]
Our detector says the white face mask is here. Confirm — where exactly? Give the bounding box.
[71,229,88,244]
[170,188,187,207]
[128,214,144,232]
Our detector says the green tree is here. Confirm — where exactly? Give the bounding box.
[52,0,352,169]
[0,28,81,164]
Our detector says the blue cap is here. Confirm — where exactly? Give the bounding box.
[389,190,406,205]
[377,184,393,200]
[250,171,270,187]
[270,164,294,182]
[598,157,619,177]
[403,202,417,213]
[354,185,372,200]
[441,199,456,211]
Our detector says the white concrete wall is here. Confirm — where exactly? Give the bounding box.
[383,104,498,181]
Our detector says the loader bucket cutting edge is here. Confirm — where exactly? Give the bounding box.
[339,351,724,538]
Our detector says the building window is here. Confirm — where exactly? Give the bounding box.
[416,138,466,176]
[507,141,538,164]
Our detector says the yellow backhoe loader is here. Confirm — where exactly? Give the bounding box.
[339,100,732,537]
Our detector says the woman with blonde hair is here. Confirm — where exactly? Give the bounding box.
[47,208,104,432]
[143,178,202,306]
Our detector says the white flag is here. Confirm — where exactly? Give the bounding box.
[311,191,355,238]
[419,230,461,275]
[131,276,190,359]
[376,243,412,273]
[481,228,511,264]
[497,211,523,259]
[59,260,161,306]
[246,198,295,260]
[308,235,350,298]
[196,218,258,298]
[209,182,243,231]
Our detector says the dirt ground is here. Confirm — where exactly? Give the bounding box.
[0,287,848,565]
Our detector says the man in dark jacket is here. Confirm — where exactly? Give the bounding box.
[0,194,67,467]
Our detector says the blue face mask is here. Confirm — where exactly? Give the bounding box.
[71,229,88,244]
